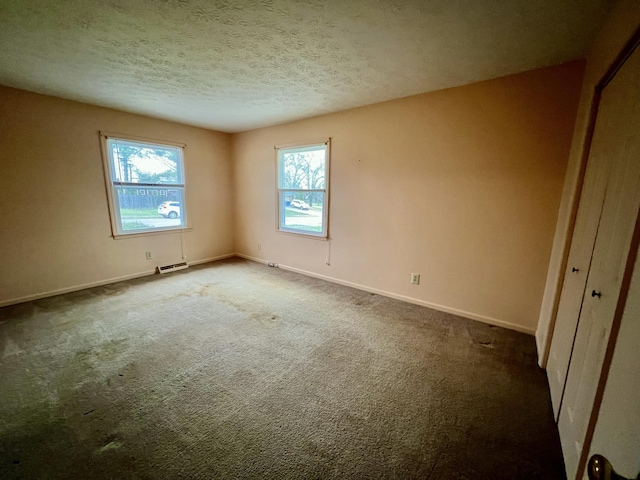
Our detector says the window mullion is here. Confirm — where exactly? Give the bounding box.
[279,189,325,193]
[114,182,185,188]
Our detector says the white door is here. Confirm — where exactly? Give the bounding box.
[557,44,640,479]
[586,242,640,479]
[547,123,612,420]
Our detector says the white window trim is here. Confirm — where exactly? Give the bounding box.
[100,132,190,238]
[275,139,331,238]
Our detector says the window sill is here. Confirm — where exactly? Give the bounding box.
[113,227,192,240]
[276,229,329,240]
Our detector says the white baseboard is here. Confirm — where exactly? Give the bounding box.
[0,269,156,308]
[3,252,535,337]
[188,253,236,266]
[236,254,535,335]
[0,253,236,308]
[535,330,548,368]
[237,254,269,265]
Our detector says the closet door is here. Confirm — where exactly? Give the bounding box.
[546,132,612,420]
[557,44,640,480]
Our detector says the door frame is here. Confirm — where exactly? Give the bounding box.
[552,28,640,480]
[540,26,640,369]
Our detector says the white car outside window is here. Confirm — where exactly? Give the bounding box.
[158,201,181,219]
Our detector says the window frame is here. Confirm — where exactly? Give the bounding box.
[275,139,330,238]
[100,132,189,238]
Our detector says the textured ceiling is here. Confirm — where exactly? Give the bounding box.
[0,0,612,133]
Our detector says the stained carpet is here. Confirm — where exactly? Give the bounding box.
[0,258,565,479]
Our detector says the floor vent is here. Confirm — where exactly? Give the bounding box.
[158,261,189,274]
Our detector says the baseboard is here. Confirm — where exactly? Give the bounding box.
[236,254,535,336]
[237,254,269,265]
[188,253,236,266]
[0,269,156,308]
[535,330,547,368]
[0,253,236,308]
[4,251,535,336]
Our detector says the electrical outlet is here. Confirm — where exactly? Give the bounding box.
[145,251,153,260]
[257,242,262,250]
[411,273,420,285]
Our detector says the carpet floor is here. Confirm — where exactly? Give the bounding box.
[0,258,565,479]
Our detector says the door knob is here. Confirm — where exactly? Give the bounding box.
[572,267,580,272]
[588,454,640,479]
[592,290,602,298]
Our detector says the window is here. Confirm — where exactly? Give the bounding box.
[277,141,330,237]
[101,134,187,236]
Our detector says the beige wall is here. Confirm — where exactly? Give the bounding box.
[0,61,585,331]
[233,61,584,334]
[536,0,640,364]
[0,86,234,306]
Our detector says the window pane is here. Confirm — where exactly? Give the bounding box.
[279,146,326,189]
[115,186,184,231]
[282,192,325,234]
[108,139,183,184]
